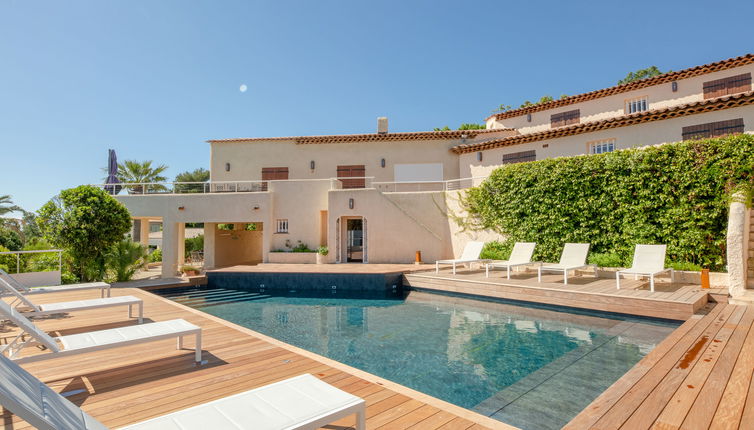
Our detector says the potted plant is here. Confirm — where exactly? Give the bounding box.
[316,246,329,264]
[181,265,200,277]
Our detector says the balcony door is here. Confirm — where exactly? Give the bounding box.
[337,165,365,189]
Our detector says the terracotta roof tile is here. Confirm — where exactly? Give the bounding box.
[207,128,509,144]
[487,53,754,121]
[454,91,754,154]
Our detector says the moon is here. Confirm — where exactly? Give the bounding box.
[239,84,248,93]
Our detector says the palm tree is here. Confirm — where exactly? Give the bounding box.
[0,195,20,217]
[117,160,169,193]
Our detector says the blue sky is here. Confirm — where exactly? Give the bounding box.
[1,0,753,213]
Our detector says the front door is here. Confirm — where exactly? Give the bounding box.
[337,165,366,189]
[346,218,363,262]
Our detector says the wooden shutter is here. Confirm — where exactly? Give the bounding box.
[337,165,366,189]
[703,73,752,99]
[682,118,744,140]
[550,109,580,128]
[261,167,288,191]
[502,150,536,164]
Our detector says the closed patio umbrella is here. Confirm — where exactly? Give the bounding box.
[104,149,122,195]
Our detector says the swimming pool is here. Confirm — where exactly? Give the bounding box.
[153,285,679,430]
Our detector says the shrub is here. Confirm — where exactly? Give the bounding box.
[291,241,314,252]
[480,241,512,260]
[0,227,22,251]
[149,248,162,262]
[462,134,754,271]
[588,252,625,268]
[669,261,704,271]
[317,246,329,256]
[106,239,148,282]
[185,234,204,258]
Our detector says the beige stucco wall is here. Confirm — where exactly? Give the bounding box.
[489,64,754,133]
[209,139,467,183]
[268,180,330,251]
[464,105,754,178]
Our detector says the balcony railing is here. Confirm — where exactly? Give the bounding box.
[95,176,488,195]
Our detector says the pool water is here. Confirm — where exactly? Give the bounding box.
[154,286,679,430]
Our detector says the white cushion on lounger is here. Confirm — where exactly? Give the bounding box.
[59,319,199,350]
[38,296,140,313]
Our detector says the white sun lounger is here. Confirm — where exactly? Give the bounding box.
[0,354,366,430]
[0,268,111,298]
[435,241,488,275]
[0,299,201,364]
[485,242,537,279]
[616,244,674,292]
[537,243,596,285]
[0,276,143,323]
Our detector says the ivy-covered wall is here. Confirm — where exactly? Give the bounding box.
[462,134,754,271]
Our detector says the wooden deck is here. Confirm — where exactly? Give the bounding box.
[404,268,713,320]
[0,288,510,430]
[565,302,754,429]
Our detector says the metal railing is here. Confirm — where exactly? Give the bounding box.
[0,249,63,274]
[373,177,488,192]
[94,176,488,195]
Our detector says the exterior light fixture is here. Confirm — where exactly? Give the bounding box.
[672,81,678,92]
[178,206,185,211]
[381,158,386,168]
[526,113,532,122]
[225,163,231,172]
[477,152,483,162]
[310,160,315,170]
[348,198,354,209]
[253,205,260,210]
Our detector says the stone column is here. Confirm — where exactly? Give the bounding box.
[139,219,150,248]
[177,223,186,266]
[203,223,216,269]
[161,221,180,278]
[727,194,747,298]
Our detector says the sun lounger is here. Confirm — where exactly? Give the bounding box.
[537,243,596,285]
[0,268,111,297]
[0,276,143,322]
[485,242,537,279]
[0,299,201,364]
[616,244,674,292]
[0,354,366,430]
[435,241,488,275]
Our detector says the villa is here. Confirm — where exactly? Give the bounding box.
[116,53,754,279]
[2,53,754,430]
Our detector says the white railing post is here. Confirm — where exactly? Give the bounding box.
[58,251,62,273]
[16,254,20,274]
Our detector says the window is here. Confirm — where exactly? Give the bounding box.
[502,150,536,164]
[703,73,752,99]
[625,97,648,114]
[588,138,616,154]
[551,109,580,128]
[337,165,366,189]
[681,118,744,140]
[275,219,289,233]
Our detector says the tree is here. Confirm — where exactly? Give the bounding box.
[433,126,451,131]
[491,104,511,114]
[117,160,169,193]
[175,168,210,183]
[458,123,486,130]
[0,195,20,217]
[175,168,210,193]
[20,211,42,244]
[617,66,663,85]
[0,228,22,251]
[37,185,132,281]
[106,239,148,282]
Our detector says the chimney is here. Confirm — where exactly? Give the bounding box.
[377,117,388,135]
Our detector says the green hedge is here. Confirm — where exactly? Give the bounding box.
[463,134,754,271]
